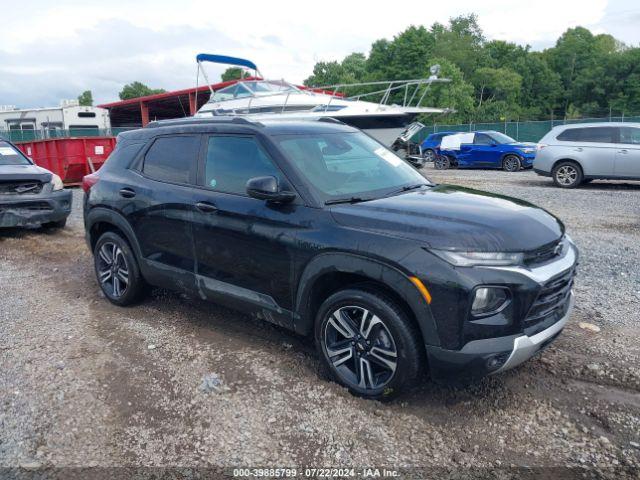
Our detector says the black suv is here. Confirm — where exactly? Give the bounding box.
[83,118,578,399]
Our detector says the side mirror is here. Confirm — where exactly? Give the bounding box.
[246,176,296,203]
[491,143,498,147]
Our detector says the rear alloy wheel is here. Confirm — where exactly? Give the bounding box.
[423,149,436,162]
[315,288,422,400]
[502,155,521,172]
[94,231,147,306]
[434,155,450,170]
[552,162,583,188]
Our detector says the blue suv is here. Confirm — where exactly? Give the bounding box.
[437,131,537,172]
[420,131,456,162]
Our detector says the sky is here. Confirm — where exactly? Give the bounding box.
[0,0,638,108]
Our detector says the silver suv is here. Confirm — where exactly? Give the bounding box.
[534,122,640,188]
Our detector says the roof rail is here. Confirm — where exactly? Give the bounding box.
[317,117,345,125]
[145,116,263,128]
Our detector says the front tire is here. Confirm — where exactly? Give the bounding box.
[502,155,521,172]
[314,288,422,400]
[552,161,583,188]
[94,231,147,306]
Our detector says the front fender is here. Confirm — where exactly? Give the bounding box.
[294,252,441,347]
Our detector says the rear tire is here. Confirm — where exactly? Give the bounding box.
[552,161,583,188]
[423,149,436,162]
[314,288,422,400]
[502,155,521,172]
[434,155,450,170]
[94,231,147,306]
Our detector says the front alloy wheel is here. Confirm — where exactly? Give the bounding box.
[324,306,398,391]
[315,288,423,399]
[502,155,521,172]
[553,162,583,188]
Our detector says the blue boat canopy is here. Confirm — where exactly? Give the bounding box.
[196,53,258,71]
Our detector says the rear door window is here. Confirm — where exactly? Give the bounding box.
[619,127,640,145]
[557,127,617,143]
[142,135,200,184]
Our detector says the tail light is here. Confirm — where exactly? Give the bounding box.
[82,173,99,193]
[536,143,548,151]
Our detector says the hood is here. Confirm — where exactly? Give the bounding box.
[0,164,52,183]
[330,185,564,252]
[508,142,537,149]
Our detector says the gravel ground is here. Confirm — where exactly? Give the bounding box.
[1,169,639,479]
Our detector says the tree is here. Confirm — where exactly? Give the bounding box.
[118,82,166,100]
[77,90,93,106]
[302,16,640,123]
[221,67,250,82]
[417,58,475,124]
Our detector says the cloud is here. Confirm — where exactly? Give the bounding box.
[0,0,635,108]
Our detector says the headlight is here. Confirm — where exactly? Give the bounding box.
[471,287,510,316]
[50,174,64,191]
[519,148,536,154]
[430,249,524,267]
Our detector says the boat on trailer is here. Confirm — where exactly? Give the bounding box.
[194,54,452,145]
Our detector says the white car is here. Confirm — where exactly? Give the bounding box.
[534,122,640,188]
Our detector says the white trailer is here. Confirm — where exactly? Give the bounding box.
[0,101,110,139]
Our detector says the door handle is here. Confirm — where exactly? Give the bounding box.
[119,188,136,198]
[618,149,628,154]
[195,201,218,213]
[574,147,583,152]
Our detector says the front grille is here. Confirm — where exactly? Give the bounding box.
[524,238,563,266]
[0,201,52,212]
[0,181,43,195]
[525,268,575,327]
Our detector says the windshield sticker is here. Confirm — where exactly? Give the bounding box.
[374,147,402,167]
[0,147,17,156]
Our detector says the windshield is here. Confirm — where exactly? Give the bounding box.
[0,141,31,166]
[210,80,298,102]
[487,132,516,144]
[274,132,430,203]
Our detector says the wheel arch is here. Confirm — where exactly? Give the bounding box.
[293,253,440,348]
[551,158,584,174]
[86,207,144,262]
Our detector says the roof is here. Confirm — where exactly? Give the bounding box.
[552,122,640,129]
[118,117,357,141]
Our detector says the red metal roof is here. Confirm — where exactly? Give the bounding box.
[97,78,342,109]
[97,79,244,109]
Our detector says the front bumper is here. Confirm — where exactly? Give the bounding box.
[425,240,578,381]
[533,167,551,177]
[0,189,72,228]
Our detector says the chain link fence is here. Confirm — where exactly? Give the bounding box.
[420,116,640,143]
[0,127,136,143]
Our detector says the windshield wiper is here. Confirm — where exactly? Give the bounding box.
[325,196,371,205]
[386,183,431,197]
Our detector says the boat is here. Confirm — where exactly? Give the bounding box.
[194,54,452,145]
